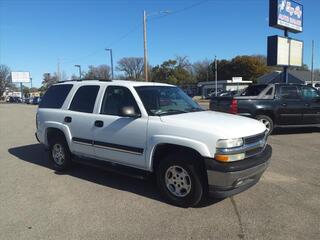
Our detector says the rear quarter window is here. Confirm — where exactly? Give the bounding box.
[39,84,73,109]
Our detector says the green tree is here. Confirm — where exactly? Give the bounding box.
[151,57,194,85]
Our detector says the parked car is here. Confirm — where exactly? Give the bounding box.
[7,96,22,103]
[32,97,41,105]
[36,80,271,207]
[205,88,223,99]
[210,84,320,134]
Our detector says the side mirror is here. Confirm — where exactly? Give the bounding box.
[121,106,141,118]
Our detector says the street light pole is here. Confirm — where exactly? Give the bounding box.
[215,56,218,96]
[105,48,114,80]
[74,65,82,80]
[311,40,314,86]
[143,10,148,82]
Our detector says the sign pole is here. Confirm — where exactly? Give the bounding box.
[284,28,289,84]
[20,82,23,100]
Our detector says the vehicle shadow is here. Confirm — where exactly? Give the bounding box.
[272,127,320,135]
[8,144,221,208]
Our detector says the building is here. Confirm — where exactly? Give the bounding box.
[197,77,252,97]
[257,70,320,86]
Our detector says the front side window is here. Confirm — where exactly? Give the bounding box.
[69,85,100,113]
[135,86,203,116]
[301,86,320,100]
[280,86,300,99]
[100,86,140,116]
[39,84,73,109]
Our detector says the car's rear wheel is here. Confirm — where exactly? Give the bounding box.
[156,154,204,207]
[49,134,72,171]
[256,115,274,134]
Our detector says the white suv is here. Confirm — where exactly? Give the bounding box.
[36,80,271,207]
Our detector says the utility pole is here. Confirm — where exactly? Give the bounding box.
[74,65,82,80]
[57,58,61,82]
[311,40,314,86]
[105,48,114,80]
[215,56,218,96]
[143,10,148,82]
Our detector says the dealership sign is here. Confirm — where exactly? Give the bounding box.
[269,0,303,33]
[267,35,303,67]
[11,72,30,83]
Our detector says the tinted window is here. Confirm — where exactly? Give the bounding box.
[265,87,273,96]
[69,86,99,113]
[39,84,73,109]
[280,86,299,99]
[240,85,267,96]
[101,86,140,116]
[301,86,320,100]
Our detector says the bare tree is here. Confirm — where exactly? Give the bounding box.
[193,60,212,81]
[83,65,111,80]
[0,64,14,97]
[42,72,58,90]
[116,57,144,81]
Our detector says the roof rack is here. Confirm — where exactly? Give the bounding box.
[58,79,112,83]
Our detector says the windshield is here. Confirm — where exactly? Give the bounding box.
[240,84,268,96]
[135,86,203,116]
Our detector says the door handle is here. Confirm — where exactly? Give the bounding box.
[64,116,72,123]
[281,103,287,107]
[94,120,104,128]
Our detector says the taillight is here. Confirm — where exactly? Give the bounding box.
[229,99,238,114]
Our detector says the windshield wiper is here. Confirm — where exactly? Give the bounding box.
[188,107,204,112]
[156,109,188,116]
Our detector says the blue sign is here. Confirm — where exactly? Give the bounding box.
[269,0,303,33]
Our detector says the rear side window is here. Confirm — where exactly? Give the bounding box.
[280,86,300,99]
[39,84,73,109]
[69,86,100,113]
[240,85,267,96]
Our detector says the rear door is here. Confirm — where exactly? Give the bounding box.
[276,85,304,125]
[300,86,320,124]
[67,85,100,157]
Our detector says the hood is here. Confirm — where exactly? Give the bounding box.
[160,111,266,139]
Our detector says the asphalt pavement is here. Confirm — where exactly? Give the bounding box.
[0,103,319,240]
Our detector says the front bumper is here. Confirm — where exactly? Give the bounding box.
[205,144,272,198]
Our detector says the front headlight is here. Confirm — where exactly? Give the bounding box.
[215,138,245,162]
[216,138,243,148]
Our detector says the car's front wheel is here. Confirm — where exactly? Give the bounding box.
[156,154,204,207]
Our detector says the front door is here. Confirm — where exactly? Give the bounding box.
[93,86,148,169]
[301,86,320,124]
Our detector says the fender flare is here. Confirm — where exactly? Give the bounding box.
[146,135,211,171]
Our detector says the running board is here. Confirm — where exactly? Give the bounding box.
[72,156,150,180]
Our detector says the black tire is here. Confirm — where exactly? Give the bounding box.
[256,115,274,134]
[48,134,72,171]
[156,154,204,207]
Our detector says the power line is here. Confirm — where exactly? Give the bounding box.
[63,0,210,65]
